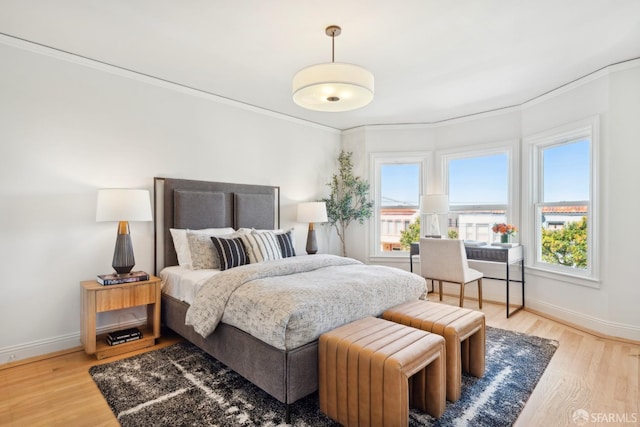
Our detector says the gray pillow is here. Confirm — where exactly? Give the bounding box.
[187,230,236,269]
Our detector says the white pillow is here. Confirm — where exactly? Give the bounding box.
[170,227,235,269]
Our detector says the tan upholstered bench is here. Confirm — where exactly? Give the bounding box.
[319,317,446,426]
[383,300,485,402]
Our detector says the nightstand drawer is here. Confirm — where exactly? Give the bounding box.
[95,282,157,312]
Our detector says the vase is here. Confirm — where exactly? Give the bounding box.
[501,234,509,243]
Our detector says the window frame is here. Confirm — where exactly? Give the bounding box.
[524,117,599,285]
[439,141,519,241]
[369,151,431,259]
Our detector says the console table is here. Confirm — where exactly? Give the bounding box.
[410,242,525,318]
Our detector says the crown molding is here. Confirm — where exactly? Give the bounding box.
[0,33,340,135]
[2,32,638,135]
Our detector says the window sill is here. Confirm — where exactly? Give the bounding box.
[369,254,411,265]
[526,265,600,289]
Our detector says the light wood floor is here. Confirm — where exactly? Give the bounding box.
[1,296,638,427]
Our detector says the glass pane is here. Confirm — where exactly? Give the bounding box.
[380,163,420,252]
[381,164,420,207]
[449,210,506,242]
[448,153,509,242]
[449,153,508,206]
[543,139,589,202]
[539,205,588,269]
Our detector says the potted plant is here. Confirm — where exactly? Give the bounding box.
[322,151,374,257]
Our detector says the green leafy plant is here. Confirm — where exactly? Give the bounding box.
[400,217,421,250]
[541,216,587,269]
[400,218,458,249]
[322,151,374,257]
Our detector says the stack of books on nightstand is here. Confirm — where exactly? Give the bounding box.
[106,327,143,346]
[96,271,149,285]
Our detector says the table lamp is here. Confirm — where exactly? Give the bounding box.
[297,202,328,254]
[96,189,152,274]
[420,194,449,237]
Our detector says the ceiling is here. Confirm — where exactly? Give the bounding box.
[2,1,640,130]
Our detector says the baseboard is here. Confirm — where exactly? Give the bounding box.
[4,299,638,365]
[0,318,147,366]
[526,297,640,343]
[0,331,81,366]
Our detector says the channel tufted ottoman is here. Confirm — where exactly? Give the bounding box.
[319,316,446,426]
[383,300,485,402]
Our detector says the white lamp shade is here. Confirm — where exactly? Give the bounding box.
[297,202,328,223]
[96,189,152,222]
[292,62,374,112]
[420,194,449,214]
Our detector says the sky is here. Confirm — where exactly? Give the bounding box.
[449,153,508,205]
[381,139,589,206]
[381,163,420,206]
[543,139,590,202]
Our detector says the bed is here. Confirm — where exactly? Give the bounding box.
[154,177,426,416]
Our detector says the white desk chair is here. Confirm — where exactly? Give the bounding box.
[419,238,483,308]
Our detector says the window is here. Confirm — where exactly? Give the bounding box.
[529,123,595,277]
[371,153,429,257]
[444,149,514,242]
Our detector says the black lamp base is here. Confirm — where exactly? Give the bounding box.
[306,229,318,255]
[112,222,135,274]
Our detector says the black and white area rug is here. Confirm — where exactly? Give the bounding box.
[90,326,558,426]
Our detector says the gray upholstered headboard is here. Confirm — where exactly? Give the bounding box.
[154,177,280,274]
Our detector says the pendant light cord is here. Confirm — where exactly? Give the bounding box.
[331,31,335,63]
[326,25,340,63]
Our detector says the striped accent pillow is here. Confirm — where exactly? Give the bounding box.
[276,230,296,258]
[210,236,249,271]
[241,231,283,263]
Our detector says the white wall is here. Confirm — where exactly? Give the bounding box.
[2,37,638,365]
[0,39,341,363]
[344,62,640,341]
[519,64,640,339]
[604,65,640,331]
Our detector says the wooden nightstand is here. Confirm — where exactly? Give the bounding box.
[80,276,161,359]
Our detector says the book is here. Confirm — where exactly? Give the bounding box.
[106,334,142,346]
[107,327,142,341]
[97,271,149,285]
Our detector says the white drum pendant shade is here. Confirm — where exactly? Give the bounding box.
[292,62,374,112]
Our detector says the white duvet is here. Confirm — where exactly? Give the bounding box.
[185,254,426,350]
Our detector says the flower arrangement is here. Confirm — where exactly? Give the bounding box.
[493,223,517,243]
[492,223,518,236]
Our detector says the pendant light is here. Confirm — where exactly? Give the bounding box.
[292,25,374,112]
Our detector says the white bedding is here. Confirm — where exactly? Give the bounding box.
[183,254,427,350]
[160,266,221,304]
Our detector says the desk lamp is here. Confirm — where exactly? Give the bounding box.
[420,194,449,238]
